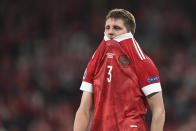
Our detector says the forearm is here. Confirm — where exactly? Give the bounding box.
[74,108,91,131]
[147,92,165,131]
[150,109,165,131]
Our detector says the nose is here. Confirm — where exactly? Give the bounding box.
[104,27,115,39]
[108,28,114,34]
[107,28,114,38]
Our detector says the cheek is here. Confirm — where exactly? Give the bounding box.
[104,30,106,34]
[117,30,127,35]
[121,29,128,34]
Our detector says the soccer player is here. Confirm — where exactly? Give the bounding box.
[74,9,165,131]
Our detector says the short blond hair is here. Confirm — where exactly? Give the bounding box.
[106,9,136,35]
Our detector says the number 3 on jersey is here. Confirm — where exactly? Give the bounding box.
[107,65,112,83]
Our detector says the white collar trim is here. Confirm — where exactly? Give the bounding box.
[104,32,133,42]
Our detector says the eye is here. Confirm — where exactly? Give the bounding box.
[105,25,110,30]
[114,26,122,30]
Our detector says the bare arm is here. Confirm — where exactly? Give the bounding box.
[74,91,93,131]
[147,92,165,131]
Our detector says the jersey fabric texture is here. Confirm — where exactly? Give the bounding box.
[80,33,162,131]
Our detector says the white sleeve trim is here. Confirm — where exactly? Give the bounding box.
[141,82,162,96]
[80,81,93,93]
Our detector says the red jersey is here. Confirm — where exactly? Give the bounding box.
[80,33,162,131]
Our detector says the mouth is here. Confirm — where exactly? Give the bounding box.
[108,35,115,39]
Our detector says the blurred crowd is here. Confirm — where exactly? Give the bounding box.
[0,0,196,130]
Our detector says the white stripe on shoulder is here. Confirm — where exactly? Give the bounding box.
[134,39,146,60]
[131,38,144,60]
[92,51,96,59]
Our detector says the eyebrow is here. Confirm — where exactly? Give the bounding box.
[105,25,122,29]
[113,25,122,29]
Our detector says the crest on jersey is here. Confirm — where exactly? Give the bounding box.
[83,68,87,80]
[119,55,130,67]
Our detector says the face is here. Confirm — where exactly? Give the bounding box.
[104,18,128,39]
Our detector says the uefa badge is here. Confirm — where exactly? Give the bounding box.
[83,68,87,80]
[147,76,159,83]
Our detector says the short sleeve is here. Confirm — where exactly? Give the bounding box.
[80,40,106,93]
[135,58,162,96]
[80,58,95,93]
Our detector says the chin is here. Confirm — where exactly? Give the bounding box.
[109,36,115,39]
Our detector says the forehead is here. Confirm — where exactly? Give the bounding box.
[105,18,125,27]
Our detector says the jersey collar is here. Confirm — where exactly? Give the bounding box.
[104,32,133,42]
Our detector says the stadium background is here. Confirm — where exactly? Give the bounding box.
[0,0,196,130]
